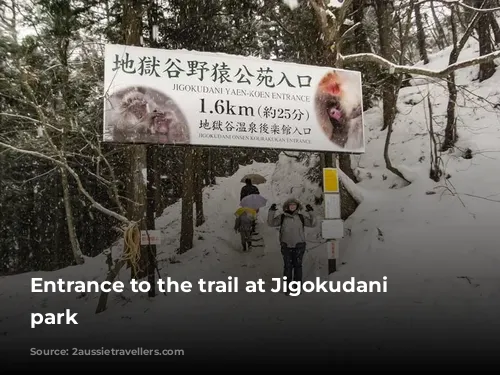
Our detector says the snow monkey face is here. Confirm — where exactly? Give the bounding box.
[121,92,149,120]
[315,70,364,147]
[318,71,346,131]
[150,109,177,134]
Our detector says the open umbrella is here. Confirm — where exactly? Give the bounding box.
[240,194,267,210]
[241,173,267,185]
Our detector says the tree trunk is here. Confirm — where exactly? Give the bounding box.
[427,95,442,181]
[424,11,445,49]
[430,1,449,45]
[383,119,410,183]
[203,148,216,186]
[60,167,85,265]
[414,3,429,64]
[488,12,500,44]
[443,11,460,152]
[374,0,398,131]
[351,0,379,109]
[337,154,359,219]
[122,0,148,278]
[475,0,496,82]
[194,148,205,227]
[352,0,371,53]
[443,73,458,151]
[95,259,126,314]
[442,7,481,151]
[209,149,216,185]
[203,148,211,186]
[338,154,357,183]
[179,148,194,253]
[153,148,162,217]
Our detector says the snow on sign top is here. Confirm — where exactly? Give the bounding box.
[102,43,365,154]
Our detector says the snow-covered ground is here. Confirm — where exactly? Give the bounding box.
[3,41,500,367]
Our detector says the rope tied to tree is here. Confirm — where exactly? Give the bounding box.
[122,222,141,278]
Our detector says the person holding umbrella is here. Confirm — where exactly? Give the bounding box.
[240,178,260,201]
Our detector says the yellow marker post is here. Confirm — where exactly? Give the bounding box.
[323,168,339,193]
[323,166,341,275]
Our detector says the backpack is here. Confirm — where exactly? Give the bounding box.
[280,213,305,228]
[239,214,253,233]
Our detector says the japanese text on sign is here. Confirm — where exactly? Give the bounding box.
[103,44,365,154]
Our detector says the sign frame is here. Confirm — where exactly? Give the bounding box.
[102,43,366,154]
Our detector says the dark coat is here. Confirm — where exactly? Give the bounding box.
[240,184,260,201]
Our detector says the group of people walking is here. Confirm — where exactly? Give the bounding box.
[235,178,316,295]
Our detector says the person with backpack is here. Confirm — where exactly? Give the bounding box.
[234,209,255,252]
[267,198,316,295]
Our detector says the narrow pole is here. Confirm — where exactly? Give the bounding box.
[322,153,342,275]
[146,147,156,297]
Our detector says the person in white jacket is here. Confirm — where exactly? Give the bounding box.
[267,198,316,293]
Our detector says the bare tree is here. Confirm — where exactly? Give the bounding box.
[381,0,414,183]
[488,12,500,44]
[374,0,399,131]
[415,1,429,64]
[121,0,148,279]
[442,6,482,151]
[474,0,497,81]
[194,147,205,227]
[430,1,449,46]
[337,0,500,170]
[179,147,194,253]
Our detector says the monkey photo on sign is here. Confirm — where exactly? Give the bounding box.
[104,86,190,144]
[314,70,364,150]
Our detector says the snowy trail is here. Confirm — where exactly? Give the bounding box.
[156,160,324,287]
[3,153,500,361]
[4,152,500,345]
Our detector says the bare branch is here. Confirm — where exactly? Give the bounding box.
[269,11,294,36]
[0,141,131,224]
[338,49,500,78]
[417,0,500,12]
[0,112,63,133]
[340,21,361,40]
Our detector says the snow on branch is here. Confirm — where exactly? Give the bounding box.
[416,0,500,12]
[0,141,130,224]
[338,49,500,78]
[337,168,364,204]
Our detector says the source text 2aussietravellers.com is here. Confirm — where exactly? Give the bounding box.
[30,347,184,356]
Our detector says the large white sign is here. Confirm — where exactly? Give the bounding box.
[103,44,365,153]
